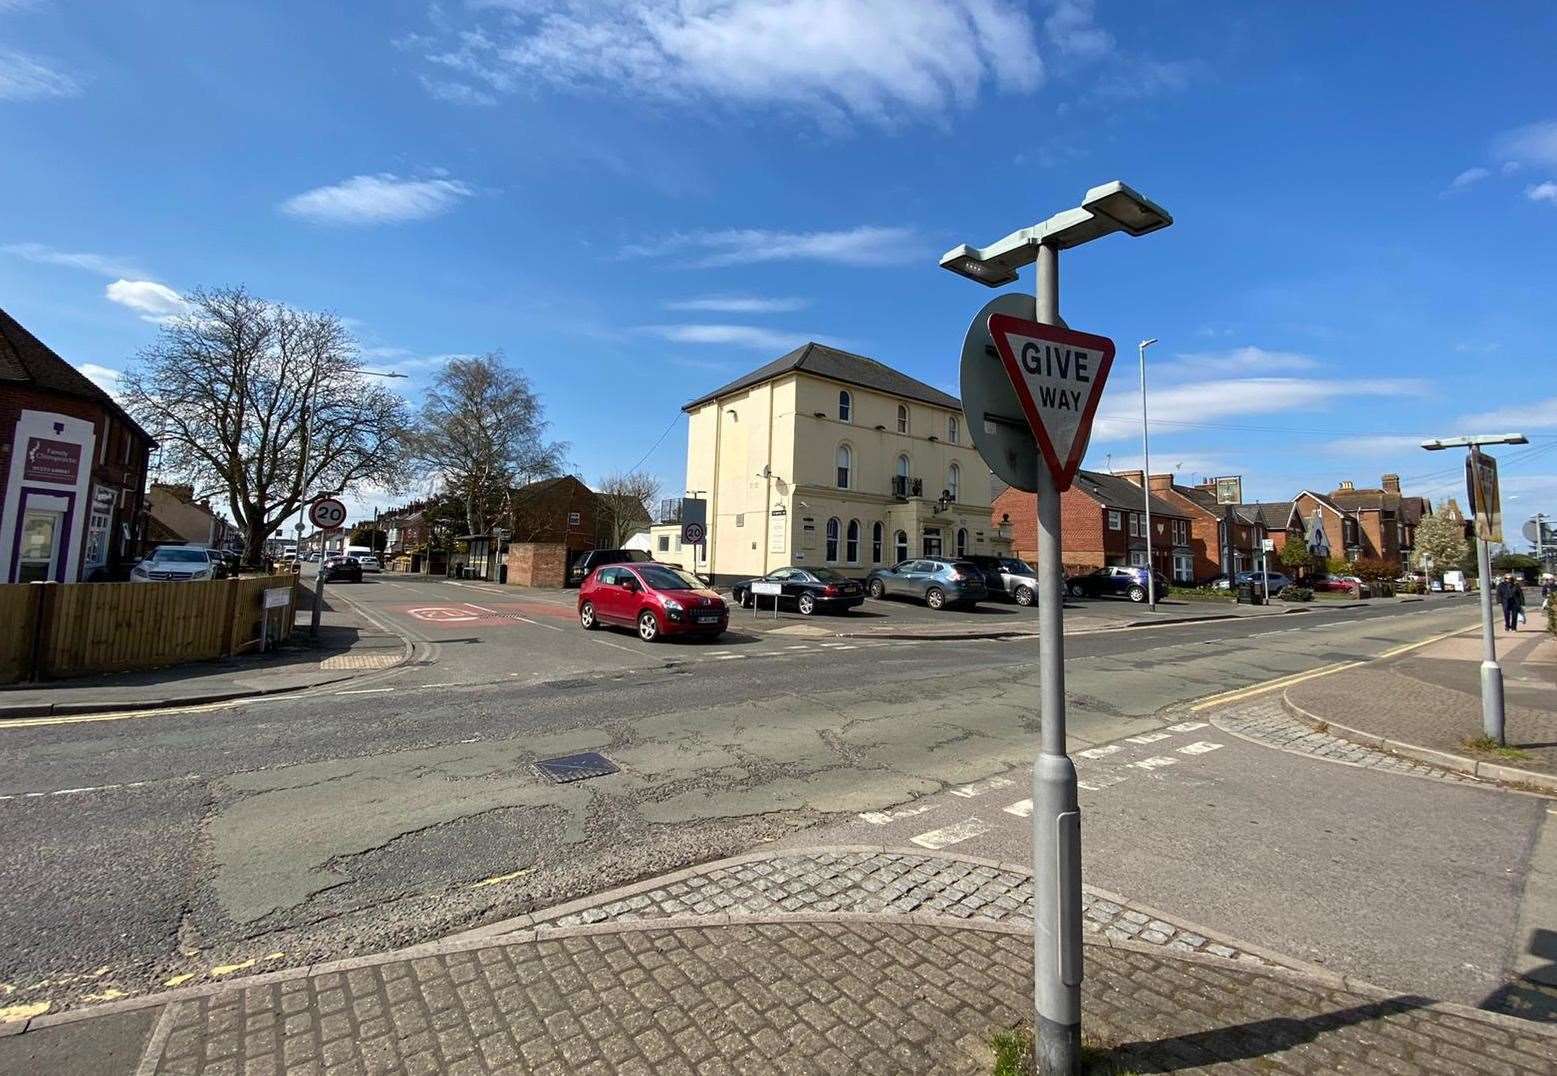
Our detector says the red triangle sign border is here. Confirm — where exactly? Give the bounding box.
[986,313,1116,493]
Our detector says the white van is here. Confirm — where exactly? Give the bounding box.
[346,545,382,572]
[1441,570,1467,592]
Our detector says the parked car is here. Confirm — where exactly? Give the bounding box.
[730,566,864,615]
[1233,569,1292,597]
[567,548,653,587]
[1065,565,1170,603]
[864,558,987,610]
[962,554,1042,606]
[130,546,216,582]
[578,562,728,641]
[1312,574,1370,597]
[355,554,382,573]
[320,554,363,583]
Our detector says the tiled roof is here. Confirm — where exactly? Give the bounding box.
[0,306,154,444]
[1072,469,1187,517]
[683,342,960,413]
[1239,501,1296,529]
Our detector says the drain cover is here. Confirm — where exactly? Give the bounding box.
[535,751,619,783]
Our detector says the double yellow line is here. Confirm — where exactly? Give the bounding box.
[1188,622,1477,713]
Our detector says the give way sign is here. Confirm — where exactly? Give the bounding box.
[987,313,1115,492]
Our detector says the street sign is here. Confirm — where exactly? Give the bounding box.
[683,521,706,544]
[263,586,292,609]
[680,497,707,546]
[986,313,1115,492]
[960,293,1043,493]
[1261,538,1275,553]
[751,581,781,596]
[308,497,347,530]
[1465,449,1502,542]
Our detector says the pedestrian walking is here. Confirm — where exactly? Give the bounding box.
[1500,575,1524,631]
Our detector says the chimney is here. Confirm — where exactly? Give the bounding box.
[1337,480,1355,492]
[1381,474,1401,494]
[1148,473,1175,493]
[1115,469,1145,487]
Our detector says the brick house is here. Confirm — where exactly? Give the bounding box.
[993,468,1194,581]
[1288,490,1362,566]
[1,307,155,582]
[1114,471,1266,583]
[501,475,650,586]
[1326,475,1430,570]
[147,482,237,549]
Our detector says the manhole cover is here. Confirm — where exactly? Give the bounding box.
[535,752,619,783]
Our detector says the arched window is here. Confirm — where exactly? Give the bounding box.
[894,529,909,563]
[825,517,840,562]
[956,527,969,556]
[846,519,860,563]
[871,521,884,563]
[946,462,960,502]
[896,404,909,434]
[947,415,959,444]
[838,390,852,422]
[893,453,911,498]
[835,444,852,489]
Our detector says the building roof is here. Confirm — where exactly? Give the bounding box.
[682,342,961,413]
[0,306,155,444]
[1328,488,1401,515]
[1238,501,1296,530]
[1072,469,1187,518]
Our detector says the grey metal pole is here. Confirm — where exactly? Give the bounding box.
[1137,341,1155,610]
[311,562,326,640]
[1032,241,1082,1076]
[1471,457,1505,742]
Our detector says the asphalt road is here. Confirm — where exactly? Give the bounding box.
[3,578,1540,1025]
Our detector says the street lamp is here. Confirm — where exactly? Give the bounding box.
[1137,338,1159,611]
[942,180,1172,1076]
[1421,432,1528,745]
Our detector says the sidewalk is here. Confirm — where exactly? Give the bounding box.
[4,848,1551,1074]
[1286,622,1557,780]
[0,587,408,719]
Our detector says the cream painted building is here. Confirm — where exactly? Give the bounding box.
[654,343,1009,583]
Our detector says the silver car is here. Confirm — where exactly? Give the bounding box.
[864,557,988,610]
[964,554,1041,606]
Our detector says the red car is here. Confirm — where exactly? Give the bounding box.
[1312,574,1369,597]
[577,562,729,642]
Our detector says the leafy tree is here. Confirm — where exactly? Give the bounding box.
[121,287,409,569]
[1324,555,1351,576]
[1412,507,1469,578]
[1492,551,1540,573]
[408,353,566,537]
[1351,556,1396,586]
[1279,540,1316,576]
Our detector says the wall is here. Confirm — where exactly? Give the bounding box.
[994,486,1107,573]
[148,484,224,546]
[505,543,568,587]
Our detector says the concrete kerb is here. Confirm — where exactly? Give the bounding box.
[1281,691,1557,795]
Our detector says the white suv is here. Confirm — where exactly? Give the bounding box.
[130,546,215,582]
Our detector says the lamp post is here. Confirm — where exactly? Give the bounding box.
[1137,338,1158,610]
[941,180,1172,1076]
[1421,433,1528,745]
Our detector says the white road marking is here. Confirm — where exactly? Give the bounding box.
[1002,799,1033,818]
[910,817,990,850]
[336,688,394,695]
[1076,745,1121,760]
[1131,756,1179,770]
[463,602,564,632]
[1078,773,1129,792]
[829,645,859,651]
[712,653,744,660]
[949,775,1017,798]
[858,803,937,825]
[784,645,812,650]
[1125,732,1170,745]
[1178,741,1224,755]
[1167,721,1208,732]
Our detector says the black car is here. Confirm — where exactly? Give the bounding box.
[320,555,363,583]
[567,548,653,587]
[1065,565,1170,602]
[731,566,865,615]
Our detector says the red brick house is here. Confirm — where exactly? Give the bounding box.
[1,307,155,582]
[1114,472,1267,583]
[994,468,1194,581]
[1326,475,1430,571]
[1288,490,1362,566]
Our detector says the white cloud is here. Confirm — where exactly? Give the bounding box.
[1456,395,1557,431]
[664,295,808,313]
[1444,166,1490,193]
[1526,181,1557,205]
[1159,346,1318,378]
[418,0,1041,127]
[2,242,141,278]
[77,362,123,398]
[0,47,81,101]
[1091,377,1423,442]
[105,279,189,322]
[640,323,818,351]
[1494,120,1557,168]
[627,225,921,267]
[1043,0,1111,58]
[278,173,474,225]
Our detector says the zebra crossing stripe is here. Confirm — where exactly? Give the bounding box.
[1077,745,1121,759]
[949,775,1016,798]
[1178,741,1224,755]
[909,817,990,850]
[1167,721,1208,732]
[1003,799,1033,818]
[1125,732,1169,745]
[1131,756,1178,770]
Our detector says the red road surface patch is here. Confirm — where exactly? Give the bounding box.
[392,602,578,628]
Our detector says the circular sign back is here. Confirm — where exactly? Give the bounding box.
[683,522,706,544]
[309,497,348,530]
[960,293,1068,495]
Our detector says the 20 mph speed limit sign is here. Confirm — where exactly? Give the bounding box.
[309,497,348,530]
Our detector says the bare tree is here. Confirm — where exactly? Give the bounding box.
[409,353,566,536]
[121,287,409,568]
[597,470,660,546]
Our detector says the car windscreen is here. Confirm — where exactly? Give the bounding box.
[637,565,702,590]
[808,568,848,581]
[1000,559,1034,574]
[952,561,982,574]
[153,549,208,563]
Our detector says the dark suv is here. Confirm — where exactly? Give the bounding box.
[567,548,653,587]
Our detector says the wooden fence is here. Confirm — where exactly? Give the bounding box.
[0,575,298,683]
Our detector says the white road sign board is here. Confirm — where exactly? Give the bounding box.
[752,581,782,596]
[308,496,348,530]
[987,314,1115,491]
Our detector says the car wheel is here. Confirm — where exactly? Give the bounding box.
[579,602,599,630]
[797,593,816,615]
[1067,581,1086,599]
[1127,585,1146,603]
[926,587,946,610]
[1015,585,1035,606]
[738,590,753,608]
[868,579,886,599]
[637,610,661,642]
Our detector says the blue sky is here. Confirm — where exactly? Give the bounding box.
[3,0,1556,535]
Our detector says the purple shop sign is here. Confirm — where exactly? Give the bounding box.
[23,438,82,484]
